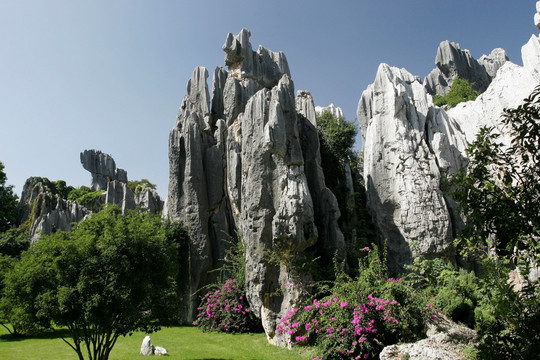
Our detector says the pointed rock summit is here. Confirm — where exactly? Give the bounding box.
[166,29,349,345]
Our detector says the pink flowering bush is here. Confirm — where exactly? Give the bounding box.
[194,279,261,333]
[278,246,435,359]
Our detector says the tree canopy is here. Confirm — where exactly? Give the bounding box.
[0,161,18,234]
[0,206,180,360]
[451,85,540,263]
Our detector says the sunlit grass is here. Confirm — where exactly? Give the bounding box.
[0,326,315,360]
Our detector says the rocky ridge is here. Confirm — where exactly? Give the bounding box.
[19,150,164,242]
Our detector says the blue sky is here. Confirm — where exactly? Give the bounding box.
[0,0,536,197]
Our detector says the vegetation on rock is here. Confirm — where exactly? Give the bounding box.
[434,77,480,108]
[0,161,18,234]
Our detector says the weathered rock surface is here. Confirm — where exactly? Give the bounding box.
[379,315,477,360]
[80,149,127,190]
[358,64,458,271]
[478,48,509,78]
[154,346,168,356]
[315,103,344,119]
[522,34,540,78]
[18,178,90,243]
[358,33,540,272]
[424,41,497,96]
[297,91,345,261]
[166,66,216,323]
[447,61,540,144]
[166,30,336,345]
[140,336,154,356]
[135,188,164,214]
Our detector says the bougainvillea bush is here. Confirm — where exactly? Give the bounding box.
[278,247,436,359]
[194,279,261,333]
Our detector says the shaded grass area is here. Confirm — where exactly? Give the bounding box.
[0,326,315,360]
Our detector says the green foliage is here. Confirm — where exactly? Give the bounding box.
[0,161,18,234]
[450,86,540,262]
[473,259,540,360]
[0,221,30,258]
[434,77,480,108]
[280,247,432,359]
[67,186,104,211]
[128,179,156,196]
[0,206,180,360]
[317,110,358,161]
[195,233,262,334]
[406,258,482,328]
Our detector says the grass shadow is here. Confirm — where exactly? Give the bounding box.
[0,328,71,342]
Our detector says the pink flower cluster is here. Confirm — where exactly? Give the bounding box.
[278,293,401,359]
[194,279,257,333]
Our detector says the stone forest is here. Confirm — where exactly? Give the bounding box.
[2,4,540,360]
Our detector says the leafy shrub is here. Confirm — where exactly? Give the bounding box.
[128,179,156,196]
[279,247,433,359]
[67,185,104,211]
[194,279,261,333]
[473,260,540,360]
[406,258,482,328]
[434,77,480,108]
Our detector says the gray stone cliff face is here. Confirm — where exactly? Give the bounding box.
[296,91,345,261]
[357,35,540,272]
[358,65,460,271]
[424,41,506,96]
[166,29,344,345]
[80,149,128,190]
[19,178,90,243]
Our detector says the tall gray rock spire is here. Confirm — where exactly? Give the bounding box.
[166,30,347,345]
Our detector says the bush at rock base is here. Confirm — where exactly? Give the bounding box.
[194,279,261,333]
[278,247,435,359]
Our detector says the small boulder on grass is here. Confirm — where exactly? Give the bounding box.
[140,336,168,356]
[155,346,168,356]
[140,336,154,356]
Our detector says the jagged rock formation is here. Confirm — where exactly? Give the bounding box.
[80,149,164,214]
[357,33,540,272]
[358,65,464,271]
[80,149,128,190]
[424,41,507,96]
[166,29,345,345]
[136,188,164,214]
[296,91,345,261]
[315,103,344,119]
[18,178,90,243]
[478,48,509,79]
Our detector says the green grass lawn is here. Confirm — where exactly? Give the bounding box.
[0,326,316,360]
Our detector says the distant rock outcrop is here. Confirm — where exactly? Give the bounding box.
[80,149,128,191]
[166,29,347,345]
[80,149,164,214]
[315,103,344,119]
[18,178,90,243]
[424,41,505,96]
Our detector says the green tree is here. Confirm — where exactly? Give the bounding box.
[0,161,18,234]
[434,77,480,108]
[0,206,180,360]
[449,86,540,359]
[451,85,540,261]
